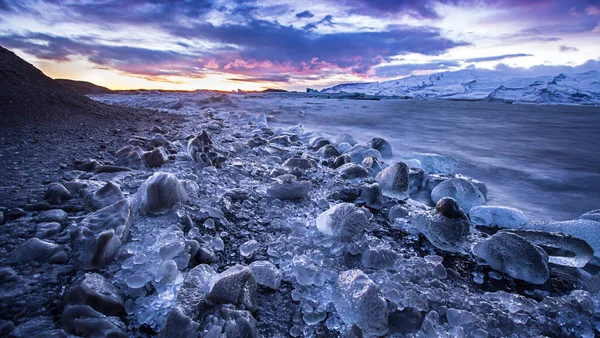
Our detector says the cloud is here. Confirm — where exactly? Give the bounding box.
[559,45,579,52]
[464,53,533,63]
[375,60,461,77]
[295,10,314,19]
[303,15,334,30]
[228,74,291,83]
[494,58,600,76]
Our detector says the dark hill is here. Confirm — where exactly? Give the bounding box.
[55,78,113,95]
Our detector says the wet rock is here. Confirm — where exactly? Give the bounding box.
[334,134,358,147]
[269,135,294,146]
[410,197,470,252]
[77,160,102,172]
[35,222,62,239]
[344,145,382,163]
[115,145,144,168]
[330,154,351,169]
[316,203,369,242]
[376,162,410,200]
[133,172,187,214]
[63,273,125,316]
[336,163,369,179]
[61,305,126,337]
[0,211,4,224]
[11,238,64,263]
[206,264,258,311]
[143,147,169,168]
[579,209,600,222]
[249,260,281,290]
[6,207,26,219]
[308,136,330,150]
[362,156,382,176]
[431,178,485,212]
[83,181,125,211]
[44,183,71,205]
[317,144,340,158]
[35,209,68,223]
[342,324,363,338]
[470,205,527,229]
[359,183,383,208]
[334,269,388,337]
[282,157,317,171]
[266,174,312,200]
[367,137,392,158]
[150,134,169,148]
[473,231,549,284]
[80,199,132,239]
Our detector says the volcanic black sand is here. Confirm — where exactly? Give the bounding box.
[0,46,183,208]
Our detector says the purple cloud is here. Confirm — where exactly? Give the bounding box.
[559,45,579,52]
[296,10,314,19]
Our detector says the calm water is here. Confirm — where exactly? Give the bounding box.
[236,95,600,221]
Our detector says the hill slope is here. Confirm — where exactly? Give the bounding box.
[55,78,113,95]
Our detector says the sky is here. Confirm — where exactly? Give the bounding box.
[0,0,599,91]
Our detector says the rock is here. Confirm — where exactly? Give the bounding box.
[83,181,125,211]
[133,172,187,214]
[334,134,358,147]
[376,162,409,200]
[72,228,122,269]
[388,204,409,222]
[342,324,363,338]
[143,147,169,168]
[431,178,485,212]
[407,153,457,175]
[150,134,169,148]
[63,273,125,316]
[336,163,369,179]
[408,167,424,192]
[187,131,213,163]
[206,264,258,312]
[80,199,132,240]
[367,137,392,158]
[359,183,383,208]
[473,231,549,284]
[266,174,312,200]
[389,307,422,334]
[269,135,294,146]
[337,142,352,153]
[505,229,593,268]
[580,209,600,222]
[469,206,527,229]
[281,157,317,170]
[11,238,63,263]
[77,160,102,172]
[410,197,470,252]
[333,269,388,337]
[316,203,369,242]
[115,145,144,168]
[308,136,330,150]
[35,222,62,239]
[6,207,26,219]
[0,211,3,224]
[249,260,281,290]
[330,154,351,169]
[344,145,382,163]
[61,305,126,337]
[362,156,382,176]
[35,209,68,223]
[44,183,71,205]
[317,144,340,158]
[361,247,399,269]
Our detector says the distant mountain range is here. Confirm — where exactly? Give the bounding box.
[321,69,600,105]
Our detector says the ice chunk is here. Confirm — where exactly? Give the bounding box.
[336,163,369,179]
[249,260,281,290]
[376,162,409,200]
[361,248,399,270]
[44,183,71,205]
[505,229,593,267]
[334,133,358,147]
[35,209,68,223]
[83,181,125,211]
[206,264,258,311]
[470,206,527,229]
[359,183,383,208]
[362,156,382,176]
[520,219,600,259]
[333,270,388,337]
[337,142,352,153]
[473,231,549,284]
[367,137,393,158]
[80,199,132,240]
[35,222,62,239]
[316,203,368,241]
[406,153,457,175]
[410,197,470,252]
[344,145,382,163]
[11,238,63,263]
[446,308,477,328]
[240,239,259,258]
[292,254,319,286]
[72,228,122,269]
[266,174,312,200]
[431,178,485,212]
[133,173,187,215]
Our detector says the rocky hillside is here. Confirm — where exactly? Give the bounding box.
[55,78,113,95]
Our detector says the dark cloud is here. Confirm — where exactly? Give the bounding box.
[375,60,461,77]
[296,10,314,19]
[494,59,600,76]
[559,45,579,52]
[464,53,532,63]
[303,15,334,30]
[228,75,291,83]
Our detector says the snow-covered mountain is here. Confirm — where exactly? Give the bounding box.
[321,69,600,105]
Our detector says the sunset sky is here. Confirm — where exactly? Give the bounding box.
[1,0,599,91]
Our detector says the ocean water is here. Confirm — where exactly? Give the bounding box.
[234,94,600,222]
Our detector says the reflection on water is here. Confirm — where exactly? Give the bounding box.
[236,95,600,221]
